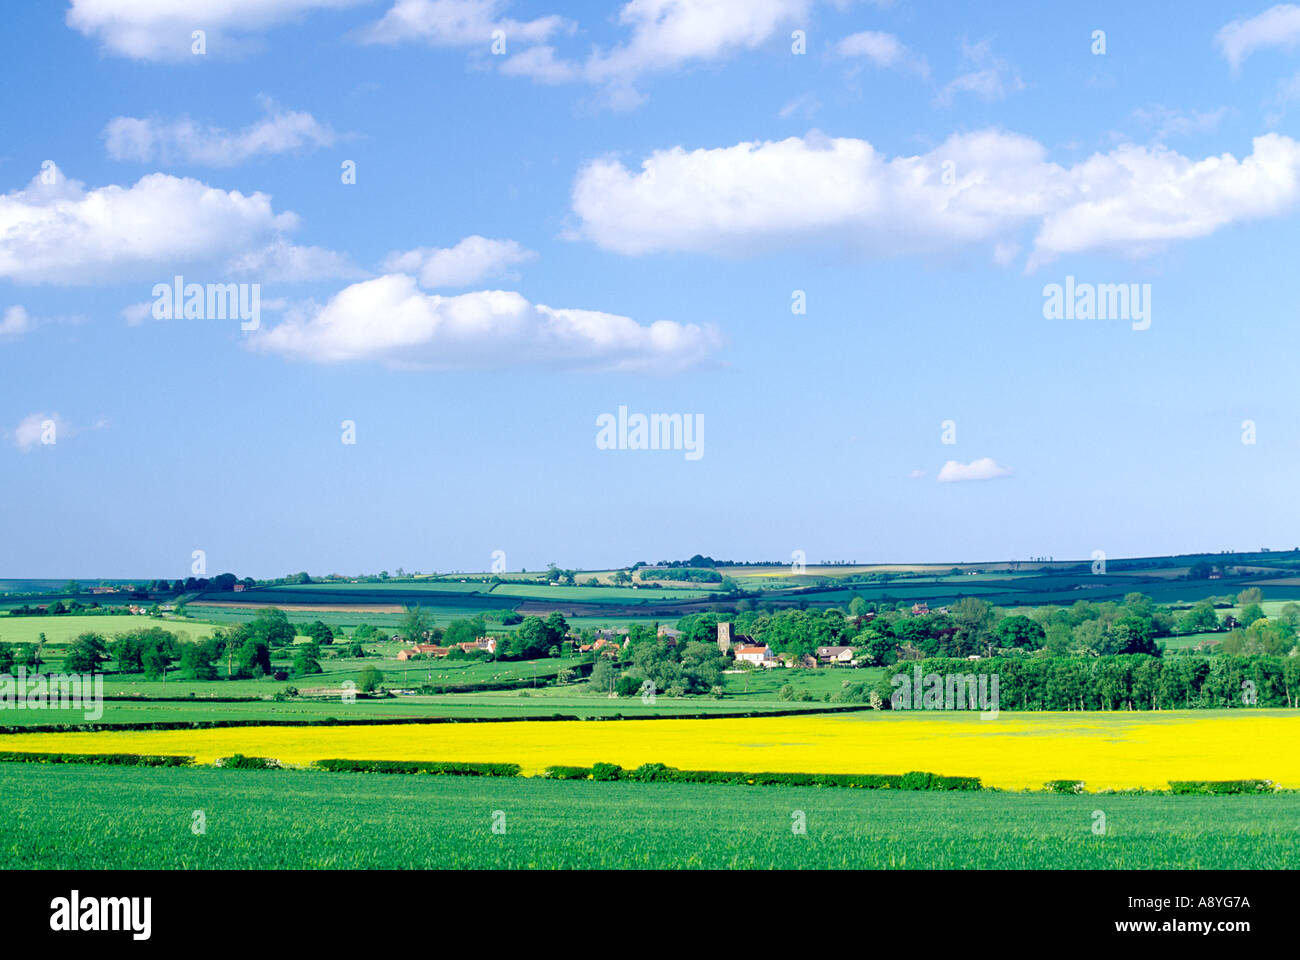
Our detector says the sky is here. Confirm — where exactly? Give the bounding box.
[2,0,1300,579]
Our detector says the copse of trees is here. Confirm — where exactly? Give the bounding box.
[857,654,1300,711]
[497,613,569,660]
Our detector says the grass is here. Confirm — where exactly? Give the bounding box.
[0,692,845,727]
[0,614,220,649]
[0,763,1295,868]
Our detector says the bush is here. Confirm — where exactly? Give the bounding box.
[544,765,594,780]
[218,754,281,770]
[537,762,980,790]
[1168,779,1273,795]
[0,751,192,767]
[1045,779,1086,794]
[314,759,521,776]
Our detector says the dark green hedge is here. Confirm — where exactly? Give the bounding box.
[1168,779,1274,795]
[0,750,192,767]
[313,759,521,776]
[542,763,980,790]
[218,754,280,770]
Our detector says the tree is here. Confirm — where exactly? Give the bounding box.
[358,666,384,692]
[181,642,218,680]
[142,646,172,681]
[1236,587,1264,606]
[302,620,334,646]
[0,642,13,673]
[994,615,1045,650]
[1238,603,1266,629]
[589,659,616,694]
[293,641,323,676]
[236,639,272,678]
[63,633,108,672]
[248,608,296,648]
[400,604,432,643]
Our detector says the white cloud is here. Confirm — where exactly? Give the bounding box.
[836,30,927,76]
[13,412,66,451]
[501,0,825,108]
[362,0,569,46]
[936,458,1011,483]
[936,39,1023,106]
[0,164,348,284]
[250,273,721,371]
[228,239,363,283]
[1216,4,1300,70]
[571,130,1300,269]
[67,0,370,60]
[104,97,337,166]
[907,468,926,479]
[381,236,535,287]
[0,306,33,337]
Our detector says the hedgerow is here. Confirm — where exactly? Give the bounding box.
[313,759,521,776]
[1168,779,1274,795]
[541,763,981,790]
[0,750,192,767]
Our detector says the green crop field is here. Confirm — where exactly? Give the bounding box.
[0,692,840,727]
[0,614,221,649]
[0,763,1295,869]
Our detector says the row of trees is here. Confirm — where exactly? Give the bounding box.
[850,654,1300,711]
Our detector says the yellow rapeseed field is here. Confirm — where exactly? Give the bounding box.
[2,710,1298,790]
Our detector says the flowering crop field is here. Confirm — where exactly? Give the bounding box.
[1,710,1298,790]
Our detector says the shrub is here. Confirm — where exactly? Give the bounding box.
[1045,780,1087,794]
[544,765,594,780]
[0,751,191,767]
[314,759,521,777]
[591,762,623,781]
[1168,779,1273,795]
[218,754,281,770]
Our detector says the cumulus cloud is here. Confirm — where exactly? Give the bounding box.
[362,0,570,47]
[836,30,927,76]
[570,130,1300,269]
[1217,4,1300,70]
[12,412,66,451]
[0,164,349,284]
[0,306,33,337]
[381,236,535,288]
[67,0,370,60]
[249,274,721,372]
[936,458,1011,483]
[500,0,824,108]
[104,97,337,166]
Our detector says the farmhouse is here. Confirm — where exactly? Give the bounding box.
[734,644,776,667]
[816,645,855,665]
[396,644,447,661]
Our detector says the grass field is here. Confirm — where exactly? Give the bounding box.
[3,710,1297,790]
[0,693,846,726]
[0,614,219,649]
[0,764,1294,869]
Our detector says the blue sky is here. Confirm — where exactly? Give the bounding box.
[3,0,1300,579]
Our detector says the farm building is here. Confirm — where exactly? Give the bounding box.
[734,644,776,667]
[816,645,855,665]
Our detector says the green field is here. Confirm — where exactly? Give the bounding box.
[0,614,219,649]
[0,692,844,727]
[0,763,1294,868]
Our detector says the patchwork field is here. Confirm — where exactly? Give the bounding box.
[0,764,1295,869]
[3,710,1297,791]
